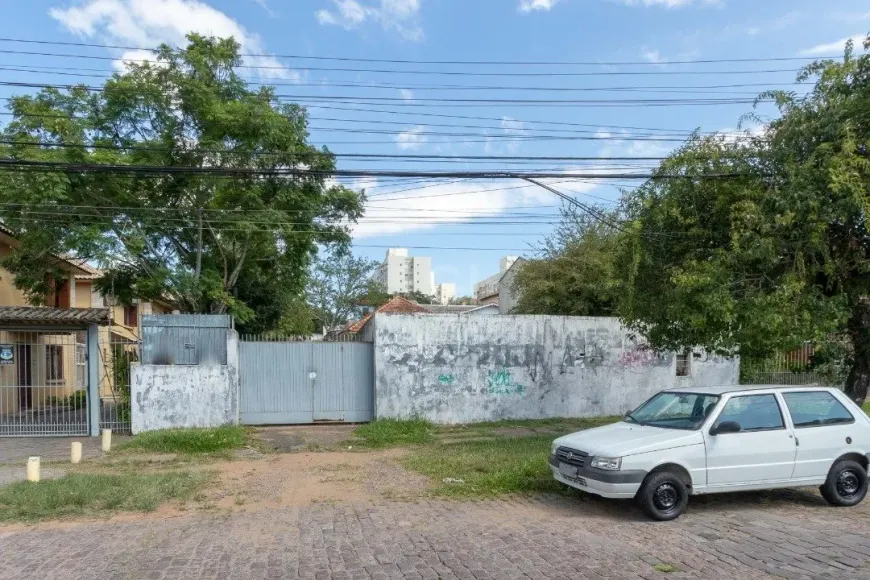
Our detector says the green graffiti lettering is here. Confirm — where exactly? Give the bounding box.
[438,374,455,384]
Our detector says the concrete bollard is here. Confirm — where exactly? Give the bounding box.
[101,428,112,452]
[26,457,40,483]
[71,442,82,464]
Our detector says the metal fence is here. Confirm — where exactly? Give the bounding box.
[0,330,89,436]
[142,314,230,365]
[97,333,137,434]
[740,343,844,387]
[241,333,365,343]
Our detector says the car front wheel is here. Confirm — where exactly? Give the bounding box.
[821,459,868,507]
[637,471,689,521]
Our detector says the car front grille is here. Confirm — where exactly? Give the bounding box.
[555,447,588,467]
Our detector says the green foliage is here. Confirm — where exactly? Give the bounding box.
[653,563,680,574]
[119,425,250,454]
[401,290,434,305]
[353,418,434,448]
[112,346,136,422]
[306,248,380,331]
[0,472,209,522]
[620,36,870,400]
[0,34,363,328]
[46,390,87,410]
[513,205,621,315]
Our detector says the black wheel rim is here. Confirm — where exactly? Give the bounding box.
[653,482,680,512]
[837,470,861,498]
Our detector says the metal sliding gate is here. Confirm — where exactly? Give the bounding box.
[239,339,374,425]
[0,330,88,436]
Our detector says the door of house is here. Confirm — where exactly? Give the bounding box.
[239,340,373,425]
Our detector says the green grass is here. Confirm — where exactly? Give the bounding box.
[354,418,435,448]
[653,563,680,573]
[0,471,211,522]
[403,434,570,497]
[119,425,251,454]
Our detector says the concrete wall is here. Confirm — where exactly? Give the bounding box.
[372,314,739,424]
[131,329,240,433]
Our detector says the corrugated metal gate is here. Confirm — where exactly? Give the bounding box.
[239,339,373,425]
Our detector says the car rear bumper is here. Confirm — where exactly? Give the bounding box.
[549,455,645,499]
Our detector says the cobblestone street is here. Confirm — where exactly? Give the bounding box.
[2,489,870,580]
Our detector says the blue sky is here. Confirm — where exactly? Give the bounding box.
[2,0,869,295]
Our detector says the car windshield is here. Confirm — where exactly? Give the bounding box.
[626,392,720,430]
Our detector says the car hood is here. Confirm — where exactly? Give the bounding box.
[554,421,703,457]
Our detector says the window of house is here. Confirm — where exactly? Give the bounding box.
[714,394,785,432]
[124,305,138,327]
[46,345,64,383]
[782,391,855,427]
[675,352,691,377]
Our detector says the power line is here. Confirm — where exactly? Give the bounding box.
[0,64,804,94]
[0,80,767,107]
[0,159,755,179]
[0,37,839,66]
[0,139,749,162]
[0,49,807,77]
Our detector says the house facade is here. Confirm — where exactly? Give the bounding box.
[0,226,172,419]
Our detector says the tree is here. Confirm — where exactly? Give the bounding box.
[621,36,870,402]
[306,249,379,331]
[512,205,621,315]
[0,34,363,328]
[402,290,434,305]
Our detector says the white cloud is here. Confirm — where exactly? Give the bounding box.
[500,116,526,153]
[253,0,277,18]
[519,0,560,12]
[618,0,717,7]
[800,35,867,56]
[315,0,423,41]
[745,26,760,36]
[399,88,415,102]
[352,177,598,238]
[394,126,428,150]
[49,0,299,80]
[640,46,664,65]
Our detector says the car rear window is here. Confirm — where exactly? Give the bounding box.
[782,391,854,428]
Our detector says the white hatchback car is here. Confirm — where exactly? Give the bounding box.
[551,385,870,520]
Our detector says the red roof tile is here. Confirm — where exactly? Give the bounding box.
[346,296,428,333]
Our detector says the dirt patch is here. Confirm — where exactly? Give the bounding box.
[253,425,360,452]
[208,448,430,510]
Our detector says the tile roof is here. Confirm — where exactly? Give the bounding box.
[423,304,481,313]
[0,307,111,326]
[346,296,429,333]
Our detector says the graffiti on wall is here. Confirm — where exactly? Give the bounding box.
[486,368,526,395]
[617,344,666,367]
[438,374,455,384]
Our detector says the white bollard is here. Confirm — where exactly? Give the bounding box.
[26,457,40,483]
[101,428,112,452]
[71,442,82,464]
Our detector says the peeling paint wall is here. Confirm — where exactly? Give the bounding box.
[131,329,240,433]
[372,314,739,424]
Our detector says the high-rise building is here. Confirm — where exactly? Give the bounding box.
[474,256,519,304]
[375,248,434,296]
[434,283,456,305]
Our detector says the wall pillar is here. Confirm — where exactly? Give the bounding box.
[87,323,100,436]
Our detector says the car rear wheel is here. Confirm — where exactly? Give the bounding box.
[637,471,688,521]
[821,460,868,507]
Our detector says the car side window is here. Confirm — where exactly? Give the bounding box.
[782,391,855,428]
[713,394,784,432]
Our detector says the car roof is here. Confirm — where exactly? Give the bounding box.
[664,384,837,396]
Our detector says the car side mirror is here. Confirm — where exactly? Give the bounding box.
[710,421,741,436]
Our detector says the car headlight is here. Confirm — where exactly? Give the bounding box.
[551,441,560,455]
[590,456,622,471]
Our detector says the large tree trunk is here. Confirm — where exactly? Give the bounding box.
[845,299,870,404]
